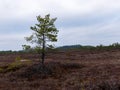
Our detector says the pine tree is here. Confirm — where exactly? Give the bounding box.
[25,14,58,65]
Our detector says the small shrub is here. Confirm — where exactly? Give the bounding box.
[0,68,4,73]
[62,63,84,69]
[20,63,52,79]
[0,61,24,73]
[7,61,23,72]
[15,56,22,61]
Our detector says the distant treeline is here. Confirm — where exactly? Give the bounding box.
[0,42,120,54]
[57,42,120,51]
[0,50,28,55]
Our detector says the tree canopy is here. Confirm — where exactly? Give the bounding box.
[25,14,59,64]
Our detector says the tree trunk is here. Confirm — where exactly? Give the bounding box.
[41,34,45,65]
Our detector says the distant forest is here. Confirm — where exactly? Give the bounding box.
[57,42,120,50]
[0,42,120,54]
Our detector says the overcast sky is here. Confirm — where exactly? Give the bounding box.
[0,0,120,50]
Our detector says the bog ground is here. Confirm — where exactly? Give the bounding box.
[0,49,120,90]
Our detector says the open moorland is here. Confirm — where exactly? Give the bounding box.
[0,49,120,90]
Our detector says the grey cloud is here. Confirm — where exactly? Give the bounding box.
[0,0,120,50]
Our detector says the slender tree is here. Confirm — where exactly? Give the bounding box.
[25,14,58,64]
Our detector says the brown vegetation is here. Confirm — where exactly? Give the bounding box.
[0,49,120,90]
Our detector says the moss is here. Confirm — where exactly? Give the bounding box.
[15,56,22,61]
[0,68,4,73]
[0,61,23,73]
[7,61,23,72]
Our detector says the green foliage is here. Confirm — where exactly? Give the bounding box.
[0,59,33,73]
[0,62,23,73]
[33,46,42,53]
[0,68,4,72]
[7,61,22,72]
[25,14,59,64]
[25,14,58,46]
[15,56,22,61]
[22,45,31,51]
